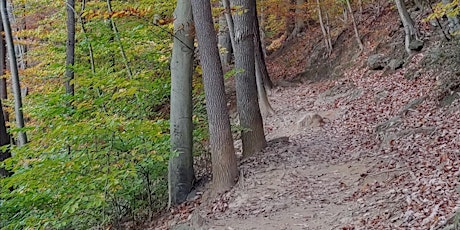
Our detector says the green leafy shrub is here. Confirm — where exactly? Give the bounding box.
[0,1,207,229]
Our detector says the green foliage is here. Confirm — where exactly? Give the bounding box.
[425,0,460,25]
[224,67,245,79]
[0,0,207,229]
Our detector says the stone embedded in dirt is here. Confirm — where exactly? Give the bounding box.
[388,58,404,70]
[375,116,402,134]
[397,97,426,116]
[190,213,207,230]
[171,223,192,230]
[297,113,326,129]
[367,54,387,70]
[316,83,362,105]
[409,40,424,51]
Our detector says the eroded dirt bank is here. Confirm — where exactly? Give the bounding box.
[201,51,460,229]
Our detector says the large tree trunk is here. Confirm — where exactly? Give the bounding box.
[394,0,419,54]
[65,0,75,96]
[168,0,195,206]
[0,0,27,146]
[191,0,238,194]
[218,5,232,71]
[231,0,267,157]
[0,98,10,177]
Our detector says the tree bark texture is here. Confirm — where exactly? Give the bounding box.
[0,0,27,146]
[254,3,274,91]
[65,0,75,96]
[0,11,6,100]
[255,60,274,117]
[191,0,238,193]
[222,0,235,47]
[258,6,268,58]
[218,8,232,71]
[168,0,195,206]
[231,0,267,157]
[325,10,333,53]
[253,4,274,116]
[0,98,10,177]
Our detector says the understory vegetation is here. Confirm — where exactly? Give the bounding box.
[0,1,205,228]
[0,0,459,229]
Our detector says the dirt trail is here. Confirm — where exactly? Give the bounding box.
[202,82,383,229]
[198,52,460,229]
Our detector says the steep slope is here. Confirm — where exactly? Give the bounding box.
[202,2,460,229]
[150,1,460,229]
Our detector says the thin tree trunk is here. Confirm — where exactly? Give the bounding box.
[0,11,6,100]
[168,0,195,206]
[254,3,274,91]
[346,0,364,51]
[9,3,26,70]
[325,10,333,53]
[191,0,238,193]
[0,98,10,177]
[231,0,267,157]
[317,0,332,53]
[258,6,268,58]
[218,6,232,71]
[288,0,306,40]
[394,0,419,54]
[79,1,96,74]
[222,0,235,48]
[0,0,27,146]
[255,61,274,116]
[107,0,132,79]
[253,1,274,115]
[65,0,75,96]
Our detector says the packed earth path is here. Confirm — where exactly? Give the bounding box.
[180,52,460,230]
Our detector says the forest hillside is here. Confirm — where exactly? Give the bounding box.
[0,0,459,229]
[156,0,460,229]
